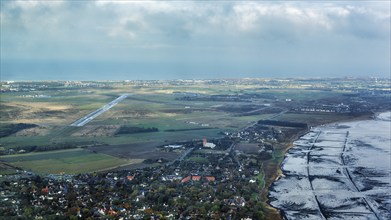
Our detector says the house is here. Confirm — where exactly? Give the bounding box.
[203,138,216,148]
[191,175,201,181]
[204,142,216,148]
[162,175,182,181]
[41,186,49,194]
[181,176,191,183]
[204,176,215,182]
[226,196,246,207]
[108,210,117,216]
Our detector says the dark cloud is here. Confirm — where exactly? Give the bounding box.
[0,1,389,79]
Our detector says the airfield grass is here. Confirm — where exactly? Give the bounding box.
[0,148,129,174]
[0,93,279,149]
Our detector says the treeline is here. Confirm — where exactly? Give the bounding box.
[0,123,37,138]
[165,127,213,132]
[115,126,159,135]
[258,120,308,128]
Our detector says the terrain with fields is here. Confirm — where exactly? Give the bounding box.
[0,78,390,219]
[1,79,389,174]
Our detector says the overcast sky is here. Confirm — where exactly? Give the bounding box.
[1,0,390,80]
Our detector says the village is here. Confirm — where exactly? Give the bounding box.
[0,118,301,220]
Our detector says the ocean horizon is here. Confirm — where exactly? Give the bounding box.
[2,60,388,81]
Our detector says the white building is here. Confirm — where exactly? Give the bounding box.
[204,142,216,149]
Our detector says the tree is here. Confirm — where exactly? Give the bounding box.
[23,207,33,218]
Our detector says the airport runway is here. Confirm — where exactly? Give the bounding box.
[70,94,129,127]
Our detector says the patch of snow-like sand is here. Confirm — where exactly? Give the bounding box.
[269,113,391,219]
[311,176,354,191]
[310,146,343,156]
[376,111,391,121]
[309,155,342,166]
[317,194,371,213]
[314,140,345,148]
[351,175,390,191]
[327,213,378,220]
[281,154,308,176]
[286,147,309,155]
[283,211,323,220]
[309,166,344,177]
[317,132,347,142]
[269,176,319,211]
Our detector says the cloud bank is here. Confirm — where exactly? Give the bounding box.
[1,0,390,80]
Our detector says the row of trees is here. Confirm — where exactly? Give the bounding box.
[258,120,308,128]
[115,126,158,135]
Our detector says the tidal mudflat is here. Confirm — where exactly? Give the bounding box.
[269,112,391,219]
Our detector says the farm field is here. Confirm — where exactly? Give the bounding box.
[0,149,132,174]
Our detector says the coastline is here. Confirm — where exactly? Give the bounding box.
[275,111,376,179]
[264,111,386,219]
[267,111,391,219]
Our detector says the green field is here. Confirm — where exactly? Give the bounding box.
[0,149,130,174]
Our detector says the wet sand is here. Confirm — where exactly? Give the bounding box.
[269,112,391,220]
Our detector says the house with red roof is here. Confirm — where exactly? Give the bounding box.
[41,186,49,194]
[191,175,201,181]
[205,176,215,182]
[181,176,191,183]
